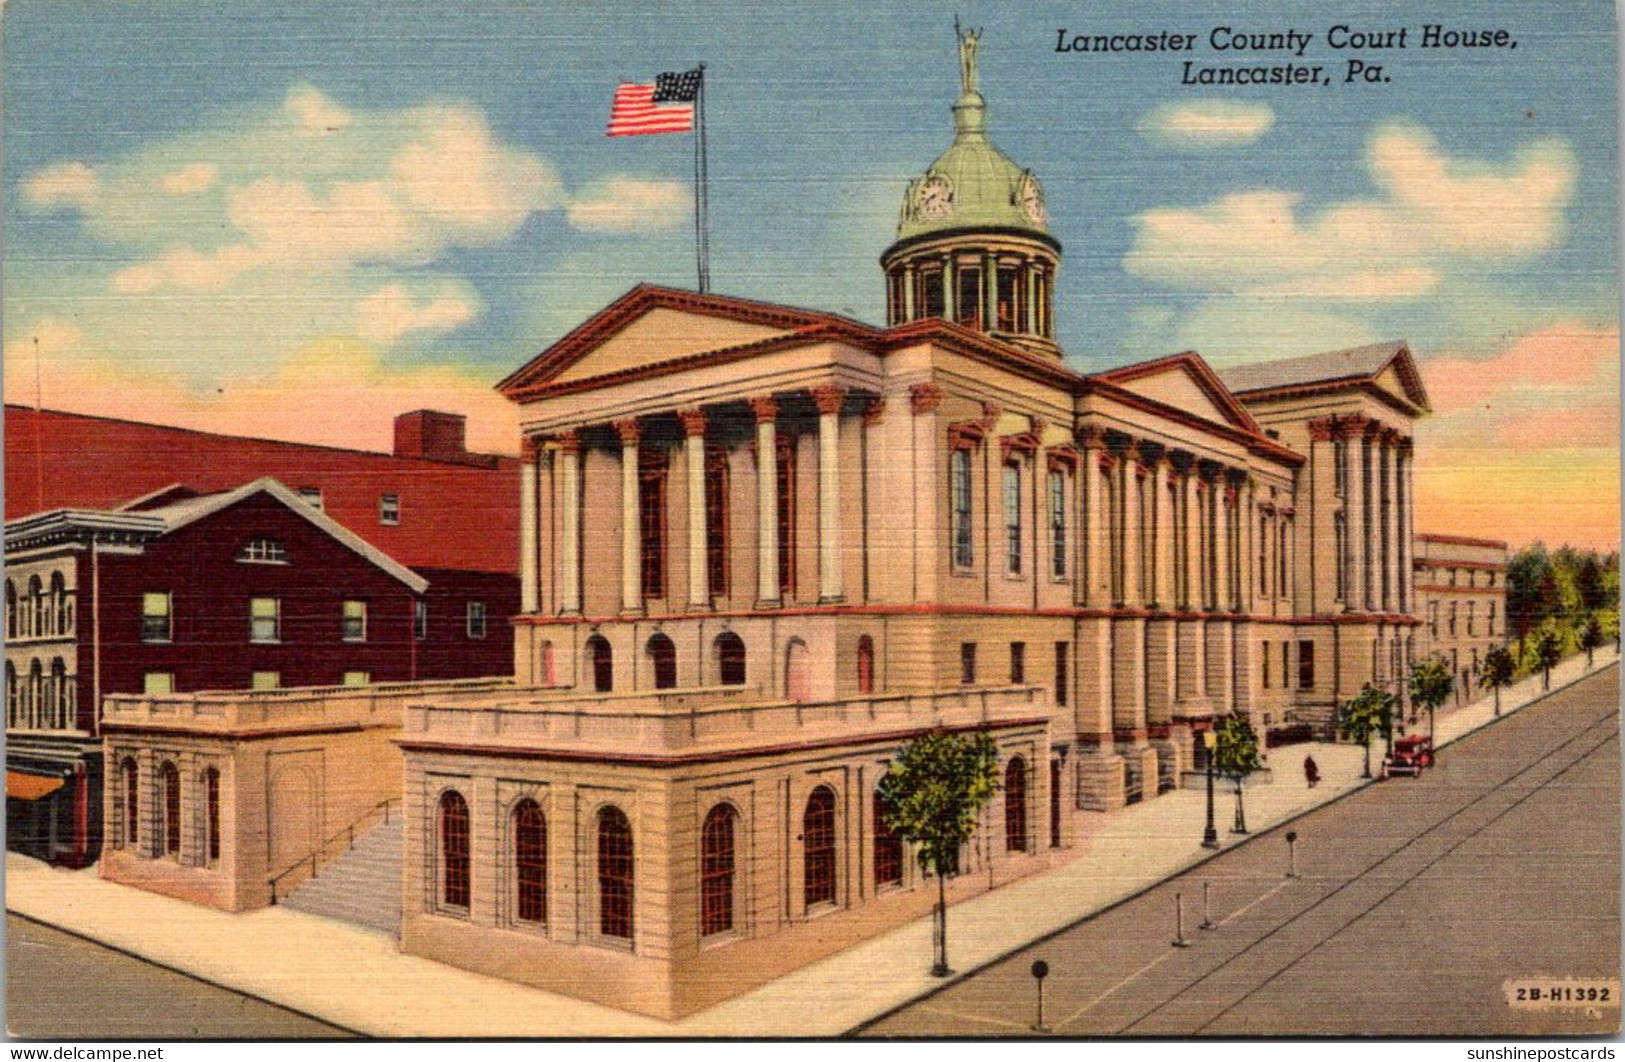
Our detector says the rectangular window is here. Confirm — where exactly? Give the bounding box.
[1332,442,1347,497]
[141,592,171,643]
[1467,601,1476,636]
[919,267,945,320]
[342,671,370,687]
[887,271,905,324]
[1488,602,1497,637]
[239,538,287,564]
[640,450,669,599]
[251,671,280,691]
[996,264,1020,331]
[1009,641,1025,685]
[1262,642,1271,689]
[297,486,323,511]
[1278,521,1289,596]
[705,446,730,598]
[379,493,400,525]
[1297,640,1315,691]
[414,599,428,641]
[1054,641,1069,707]
[143,672,174,696]
[956,266,982,329]
[1049,469,1067,579]
[950,447,974,570]
[1004,462,1022,575]
[466,601,486,639]
[960,643,976,686]
[1258,516,1270,596]
[342,599,367,642]
[249,597,280,644]
[1334,516,1347,600]
[776,439,796,597]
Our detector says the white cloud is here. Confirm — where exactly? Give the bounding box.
[355,284,478,344]
[159,162,219,195]
[285,84,352,133]
[22,161,98,210]
[1138,101,1275,148]
[111,244,261,294]
[566,178,689,233]
[1125,123,1577,302]
[392,107,560,241]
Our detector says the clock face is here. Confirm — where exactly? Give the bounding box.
[1020,174,1047,224]
[917,176,954,221]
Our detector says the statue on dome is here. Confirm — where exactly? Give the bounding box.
[955,17,981,95]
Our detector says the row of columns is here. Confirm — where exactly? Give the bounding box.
[1316,415,1412,615]
[518,388,857,617]
[888,253,1053,337]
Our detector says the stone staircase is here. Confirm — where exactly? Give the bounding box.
[279,819,402,937]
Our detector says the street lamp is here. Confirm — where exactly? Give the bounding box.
[1201,729,1219,849]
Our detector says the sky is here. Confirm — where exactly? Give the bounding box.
[3,1,1619,550]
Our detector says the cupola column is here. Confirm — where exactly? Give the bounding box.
[982,251,998,331]
[942,255,957,322]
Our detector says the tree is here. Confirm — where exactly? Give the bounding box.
[1535,628,1563,689]
[1580,614,1605,668]
[1408,655,1454,741]
[1479,644,1515,717]
[1338,684,1393,779]
[877,729,1000,977]
[1212,714,1264,834]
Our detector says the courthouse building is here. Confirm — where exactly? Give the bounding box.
[98,34,1463,1019]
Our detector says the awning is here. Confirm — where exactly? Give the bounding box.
[6,772,65,801]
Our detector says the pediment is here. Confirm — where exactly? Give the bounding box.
[1117,366,1240,428]
[550,307,791,385]
[1098,353,1261,434]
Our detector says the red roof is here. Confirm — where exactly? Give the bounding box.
[5,406,518,574]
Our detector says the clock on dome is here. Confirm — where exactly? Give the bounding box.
[1019,173,1046,225]
[917,176,954,221]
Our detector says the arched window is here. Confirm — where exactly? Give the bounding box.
[27,575,42,638]
[647,633,677,690]
[585,635,613,694]
[700,804,737,936]
[597,806,634,939]
[785,638,811,705]
[120,757,139,848]
[715,632,746,686]
[1004,757,1028,853]
[873,788,903,888]
[160,762,181,857]
[803,785,837,909]
[4,579,15,640]
[49,572,66,636]
[49,658,67,729]
[540,641,557,686]
[513,798,547,924]
[439,790,470,909]
[204,767,221,863]
[4,661,16,729]
[27,659,42,729]
[856,635,875,695]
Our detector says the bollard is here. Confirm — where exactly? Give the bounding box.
[1286,830,1300,879]
[1200,880,1217,930]
[1172,891,1192,947]
[1030,960,1050,1032]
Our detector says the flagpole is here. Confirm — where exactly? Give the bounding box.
[696,63,710,294]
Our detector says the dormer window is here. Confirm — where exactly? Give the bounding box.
[239,538,288,564]
[297,487,324,511]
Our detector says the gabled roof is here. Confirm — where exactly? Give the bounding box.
[7,478,429,593]
[1215,341,1431,413]
[1090,351,1266,437]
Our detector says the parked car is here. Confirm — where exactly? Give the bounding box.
[1383,734,1435,778]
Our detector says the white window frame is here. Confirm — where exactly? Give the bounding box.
[466,601,487,639]
[342,599,368,643]
[250,597,281,644]
[239,538,288,565]
[141,592,172,644]
[251,671,281,691]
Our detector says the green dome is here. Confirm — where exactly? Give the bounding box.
[894,86,1050,243]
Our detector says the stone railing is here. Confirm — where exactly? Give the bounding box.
[101,677,552,735]
[401,684,1050,759]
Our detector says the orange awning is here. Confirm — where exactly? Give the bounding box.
[6,772,65,801]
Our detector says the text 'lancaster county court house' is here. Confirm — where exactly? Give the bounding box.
[91,35,1504,1020]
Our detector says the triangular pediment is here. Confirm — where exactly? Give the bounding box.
[549,307,791,385]
[1095,353,1262,434]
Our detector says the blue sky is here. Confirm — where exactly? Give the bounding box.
[3,1,1619,544]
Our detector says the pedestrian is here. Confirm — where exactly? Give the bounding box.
[1303,754,1320,789]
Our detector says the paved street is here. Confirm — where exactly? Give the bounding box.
[860,667,1622,1038]
[6,915,352,1040]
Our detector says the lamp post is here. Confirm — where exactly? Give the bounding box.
[1202,729,1219,849]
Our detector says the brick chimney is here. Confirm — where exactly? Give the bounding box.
[394,410,468,462]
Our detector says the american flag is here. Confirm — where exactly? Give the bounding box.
[606,69,702,137]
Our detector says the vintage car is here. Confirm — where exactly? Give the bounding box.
[1382,734,1435,778]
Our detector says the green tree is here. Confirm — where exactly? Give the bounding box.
[877,729,1000,977]
[1479,644,1515,717]
[1338,684,1393,779]
[1212,714,1264,834]
[1536,628,1563,689]
[1580,613,1605,668]
[1408,655,1454,741]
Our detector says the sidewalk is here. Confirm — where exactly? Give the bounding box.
[8,654,1614,1037]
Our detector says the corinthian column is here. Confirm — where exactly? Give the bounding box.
[518,437,540,614]
[558,431,582,615]
[751,396,781,607]
[680,409,710,610]
[812,386,847,604]
[1341,418,1366,612]
[614,419,644,615]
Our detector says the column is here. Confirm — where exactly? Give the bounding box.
[902,267,917,323]
[1361,427,1377,609]
[983,251,998,330]
[1076,427,1103,606]
[942,254,957,323]
[1213,472,1231,611]
[1138,443,1169,608]
[1026,259,1041,336]
[1342,421,1365,612]
[558,431,582,615]
[518,437,539,614]
[1118,444,1141,606]
[1178,458,1199,610]
[680,409,710,610]
[812,386,847,603]
[751,396,781,607]
[1397,438,1414,614]
[1383,431,1401,615]
[614,419,643,615]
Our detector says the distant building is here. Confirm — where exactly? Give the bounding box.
[4,409,519,867]
[1413,533,1509,706]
